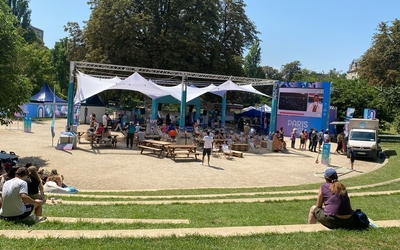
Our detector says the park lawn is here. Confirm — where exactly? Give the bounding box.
[0,142,398,248]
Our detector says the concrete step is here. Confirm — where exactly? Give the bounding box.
[1,220,399,239]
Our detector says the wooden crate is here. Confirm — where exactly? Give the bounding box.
[260,141,268,148]
[231,144,249,151]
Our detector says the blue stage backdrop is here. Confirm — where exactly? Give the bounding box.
[270,81,331,136]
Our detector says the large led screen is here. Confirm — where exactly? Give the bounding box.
[277,88,324,118]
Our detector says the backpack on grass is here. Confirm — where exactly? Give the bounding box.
[352,209,370,230]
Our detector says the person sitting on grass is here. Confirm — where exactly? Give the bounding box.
[308,168,354,229]
[0,167,44,222]
[47,169,67,188]
[26,166,45,219]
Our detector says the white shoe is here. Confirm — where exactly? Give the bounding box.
[200,162,203,165]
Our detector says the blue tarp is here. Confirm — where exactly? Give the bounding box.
[237,109,263,117]
[30,83,67,103]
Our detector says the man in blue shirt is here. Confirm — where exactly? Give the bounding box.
[125,121,136,149]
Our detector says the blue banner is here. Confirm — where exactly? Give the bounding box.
[363,109,376,119]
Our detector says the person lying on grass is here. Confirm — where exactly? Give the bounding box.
[308,168,354,229]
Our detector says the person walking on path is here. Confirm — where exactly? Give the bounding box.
[299,130,306,150]
[349,148,356,170]
[290,128,297,149]
[308,129,314,150]
[310,130,318,152]
[336,132,344,154]
[201,131,214,166]
[308,168,354,229]
[317,129,324,152]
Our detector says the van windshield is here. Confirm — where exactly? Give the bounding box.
[349,131,375,141]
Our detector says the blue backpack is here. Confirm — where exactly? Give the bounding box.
[353,209,370,230]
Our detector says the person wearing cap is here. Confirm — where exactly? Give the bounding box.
[308,168,354,229]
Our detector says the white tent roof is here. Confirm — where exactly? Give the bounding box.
[107,72,170,99]
[242,104,271,113]
[208,80,247,97]
[240,84,271,98]
[74,72,270,105]
[256,104,271,113]
[154,82,218,102]
[242,106,256,111]
[74,71,121,104]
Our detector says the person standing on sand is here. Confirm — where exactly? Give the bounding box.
[201,131,213,166]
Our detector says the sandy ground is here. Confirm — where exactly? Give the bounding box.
[0,119,384,191]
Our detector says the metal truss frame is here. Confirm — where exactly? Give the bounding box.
[74,61,277,86]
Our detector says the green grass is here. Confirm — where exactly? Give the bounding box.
[0,228,400,249]
[0,142,399,248]
[1,194,399,230]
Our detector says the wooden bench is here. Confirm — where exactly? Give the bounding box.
[231,150,243,158]
[138,145,163,157]
[170,151,200,161]
[101,136,118,148]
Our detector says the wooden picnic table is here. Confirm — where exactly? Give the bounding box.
[138,139,171,158]
[231,143,249,151]
[145,134,161,140]
[77,131,118,148]
[166,144,199,161]
[213,139,230,144]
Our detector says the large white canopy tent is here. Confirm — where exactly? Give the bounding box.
[74,71,121,104]
[68,61,277,128]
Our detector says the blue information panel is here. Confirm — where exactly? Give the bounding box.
[24,117,32,133]
[321,143,331,166]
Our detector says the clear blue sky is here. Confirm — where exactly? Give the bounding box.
[30,0,400,74]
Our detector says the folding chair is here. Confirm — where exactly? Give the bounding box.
[249,141,261,155]
[212,144,221,158]
[221,144,233,159]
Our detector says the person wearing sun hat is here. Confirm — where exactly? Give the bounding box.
[307,168,355,229]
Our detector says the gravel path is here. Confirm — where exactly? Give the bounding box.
[1,119,383,191]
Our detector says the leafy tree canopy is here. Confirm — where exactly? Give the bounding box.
[0,1,32,124]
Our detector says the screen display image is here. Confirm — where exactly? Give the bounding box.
[277,88,324,118]
[278,92,308,112]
